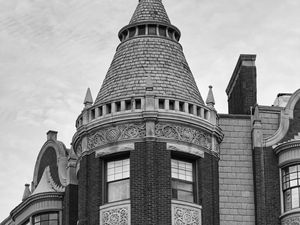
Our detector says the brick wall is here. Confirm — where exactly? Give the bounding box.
[227,65,257,115]
[219,115,255,225]
[131,141,172,225]
[63,184,78,225]
[252,146,281,225]
[77,153,103,225]
[199,153,220,225]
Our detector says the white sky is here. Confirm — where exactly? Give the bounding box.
[0,0,299,220]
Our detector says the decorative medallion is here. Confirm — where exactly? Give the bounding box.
[106,129,121,142]
[155,123,211,150]
[88,123,146,149]
[173,206,200,225]
[101,206,129,225]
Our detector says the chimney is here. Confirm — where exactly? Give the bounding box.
[47,130,58,141]
[226,54,257,114]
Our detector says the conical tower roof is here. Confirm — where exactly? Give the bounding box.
[95,0,204,105]
[129,0,171,25]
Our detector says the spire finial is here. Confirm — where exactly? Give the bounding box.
[22,184,31,201]
[84,88,93,108]
[206,85,215,107]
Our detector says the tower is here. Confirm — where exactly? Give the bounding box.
[73,0,223,224]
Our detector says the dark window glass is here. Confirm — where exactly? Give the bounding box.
[179,102,184,112]
[129,27,136,38]
[125,100,132,110]
[116,102,121,112]
[168,29,174,39]
[138,25,146,35]
[169,100,175,110]
[98,106,103,116]
[135,99,141,109]
[188,104,193,114]
[106,104,111,114]
[159,26,167,37]
[159,99,165,109]
[148,25,157,35]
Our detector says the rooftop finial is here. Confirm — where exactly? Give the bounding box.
[206,85,215,107]
[22,184,31,201]
[84,88,93,108]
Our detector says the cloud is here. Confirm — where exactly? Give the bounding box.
[0,0,300,220]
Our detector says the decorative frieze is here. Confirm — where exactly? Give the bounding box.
[281,214,300,225]
[88,123,146,149]
[155,123,212,150]
[100,201,130,225]
[172,200,201,225]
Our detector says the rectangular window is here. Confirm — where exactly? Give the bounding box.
[106,158,130,202]
[171,159,194,203]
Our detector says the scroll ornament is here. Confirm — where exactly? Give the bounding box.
[101,207,129,225]
[173,206,200,225]
[88,123,146,149]
[155,123,211,150]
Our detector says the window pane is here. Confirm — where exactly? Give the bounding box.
[40,214,49,221]
[108,179,130,202]
[107,159,130,182]
[292,188,299,208]
[177,190,194,203]
[34,216,41,223]
[41,221,48,225]
[49,213,58,220]
[49,221,58,225]
[171,159,193,182]
[177,182,193,191]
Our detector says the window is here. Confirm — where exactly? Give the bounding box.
[33,212,59,225]
[282,164,300,211]
[106,158,130,202]
[171,159,194,203]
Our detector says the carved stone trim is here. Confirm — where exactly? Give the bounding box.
[155,123,212,150]
[171,200,201,225]
[88,123,146,149]
[281,213,300,225]
[100,200,130,225]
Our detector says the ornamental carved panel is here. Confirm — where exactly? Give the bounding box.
[88,123,146,149]
[173,205,201,225]
[282,215,300,225]
[101,206,129,225]
[155,123,211,150]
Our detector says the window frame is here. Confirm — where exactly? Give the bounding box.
[282,163,300,212]
[32,212,59,225]
[171,156,197,204]
[104,156,130,203]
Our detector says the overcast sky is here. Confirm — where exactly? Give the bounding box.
[0,0,299,220]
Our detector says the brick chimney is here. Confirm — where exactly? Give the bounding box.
[226,54,257,114]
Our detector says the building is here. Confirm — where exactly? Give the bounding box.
[1,0,300,225]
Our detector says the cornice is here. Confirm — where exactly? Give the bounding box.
[10,192,63,221]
